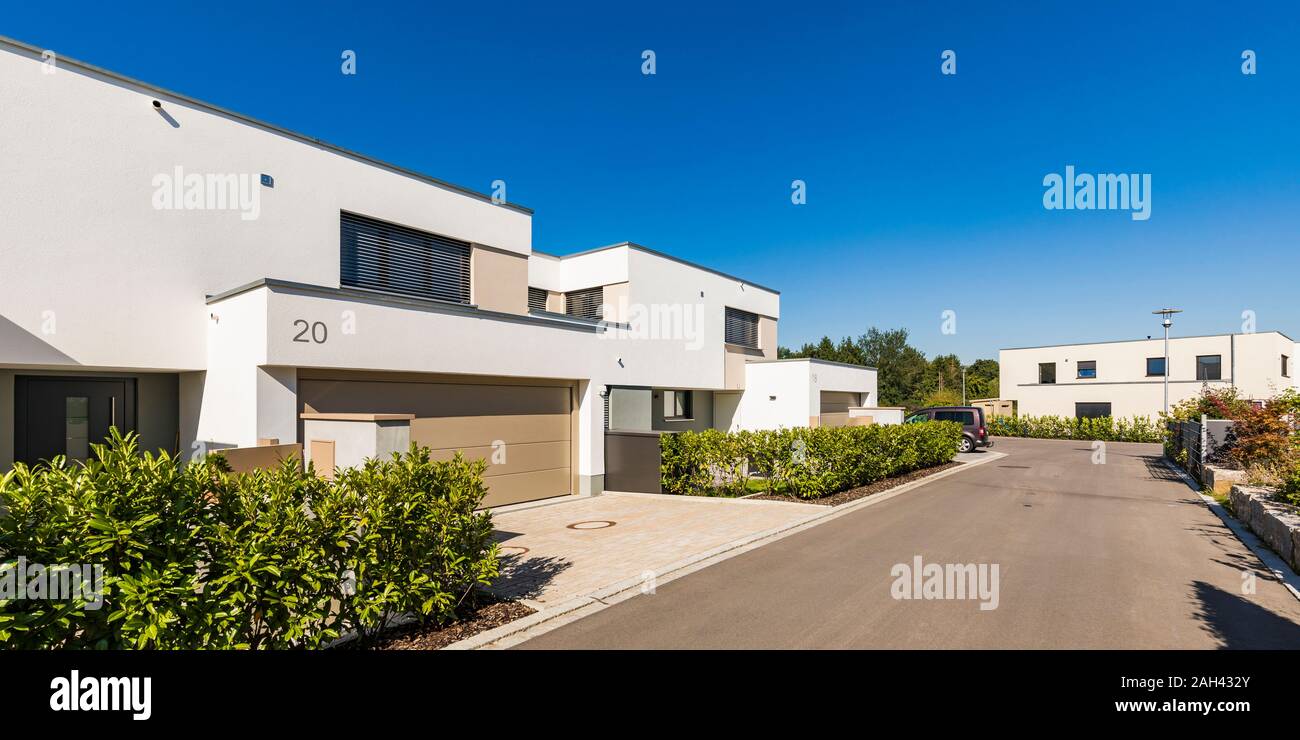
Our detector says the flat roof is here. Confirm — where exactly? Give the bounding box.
[0,35,532,215]
[1000,330,1295,352]
[750,357,878,372]
[533,241,781,295]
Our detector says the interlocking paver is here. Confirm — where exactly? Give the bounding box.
[489,492,821,605]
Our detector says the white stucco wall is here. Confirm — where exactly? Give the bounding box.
[0,40,531,373]
[726,359,877,431]
[1000,332,1296,418]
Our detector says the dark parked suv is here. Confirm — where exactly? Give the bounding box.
[905,406,992,453]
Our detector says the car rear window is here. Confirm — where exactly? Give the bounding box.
[935,411,975,425]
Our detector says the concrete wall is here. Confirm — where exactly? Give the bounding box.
[1001,332,1297,418]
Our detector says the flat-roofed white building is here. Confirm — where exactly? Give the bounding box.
[0,36,881,506]
[1000,331,1297,419]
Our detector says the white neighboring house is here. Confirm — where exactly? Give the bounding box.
[0,37,882,507]
[1000,331,1297,419]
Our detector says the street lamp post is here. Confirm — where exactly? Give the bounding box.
[1152,308,1182,415]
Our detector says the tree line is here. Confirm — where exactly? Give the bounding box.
[777,327,999,410]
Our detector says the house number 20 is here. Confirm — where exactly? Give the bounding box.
[293,319,328,344]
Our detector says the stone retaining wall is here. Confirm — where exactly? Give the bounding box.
[1229,484,1300,573]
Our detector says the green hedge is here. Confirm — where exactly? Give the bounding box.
[987,415,1162,443]
[0,431,498,649]
[661,422,962,499]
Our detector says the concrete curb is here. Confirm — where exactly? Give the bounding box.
[445,451,1007,649]
[1160,458,1300,603]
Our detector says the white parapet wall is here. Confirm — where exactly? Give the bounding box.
[728,358,879,431]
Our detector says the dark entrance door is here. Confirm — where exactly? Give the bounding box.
[14,376,136,466]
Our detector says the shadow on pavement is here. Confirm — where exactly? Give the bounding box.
[1190,580,1300,648]
[490,553,573,601]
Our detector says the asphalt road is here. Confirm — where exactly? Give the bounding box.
[521,437,1300,648]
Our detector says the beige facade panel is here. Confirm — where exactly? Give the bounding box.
[759,316,778,358]
[219,442,303,474]
[309,440,336,480]
[470,245,529,315]
[724,344,765,389]
[820,412,850,428]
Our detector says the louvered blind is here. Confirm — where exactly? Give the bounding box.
[565,286,604,320]
[340,212,471,304]
[725,307,760,348]
[528,287,548,312]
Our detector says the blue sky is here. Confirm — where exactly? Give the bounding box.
[5,1,1298,360]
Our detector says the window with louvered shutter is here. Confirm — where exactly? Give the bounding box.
[528,287,548,312]
[340,212,471,303]
[565,286,604,320]
[725,307,759,348]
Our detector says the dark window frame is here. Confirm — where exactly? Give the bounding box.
[565,286,605,321]
[724,307,761,349]
[1283,354,1291,378]
[1196,354,1223,381]
[1076,360,1097,379]
[1075,402,1112,420]
[1038,362,1056,384]
[664,390,694,421]
[1146,357,1166,377]
[527,287,548,313]
[340,211,472,304]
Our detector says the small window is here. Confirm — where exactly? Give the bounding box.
[1038,363,1056,384]
[1076,360,1097,379]
[527,287,547,313]
[1146,357,1166,377]
[664,390,693,420]
[1283,355,1291,378]
[1196,355,1222,381]
[65,396,90,462]
[565,286,604,320]
[1075,402,1112,419]
[724,307,760,349]
[905,413,928,424]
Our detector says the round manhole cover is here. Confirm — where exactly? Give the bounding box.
[566,520,616,530]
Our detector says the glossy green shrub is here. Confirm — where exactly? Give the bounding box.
[661,421,962,499]
[0,431,498,649]
[987,414,1162,443]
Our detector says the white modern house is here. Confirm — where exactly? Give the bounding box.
[1000,331,1297,419]
[0,36,884,507]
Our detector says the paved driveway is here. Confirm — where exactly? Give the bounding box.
[520,438,1300,648]
[489,492,822,607]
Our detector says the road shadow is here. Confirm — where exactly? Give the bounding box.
[489,552,572,601]
[1190,580,1300,648]
[1141,455,1188,484]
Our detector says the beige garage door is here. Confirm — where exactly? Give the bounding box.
[819,391,861,428]
[299,379,572,508]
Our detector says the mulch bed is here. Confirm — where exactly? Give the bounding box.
[340,595,535,650]
[749,461,962,507]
